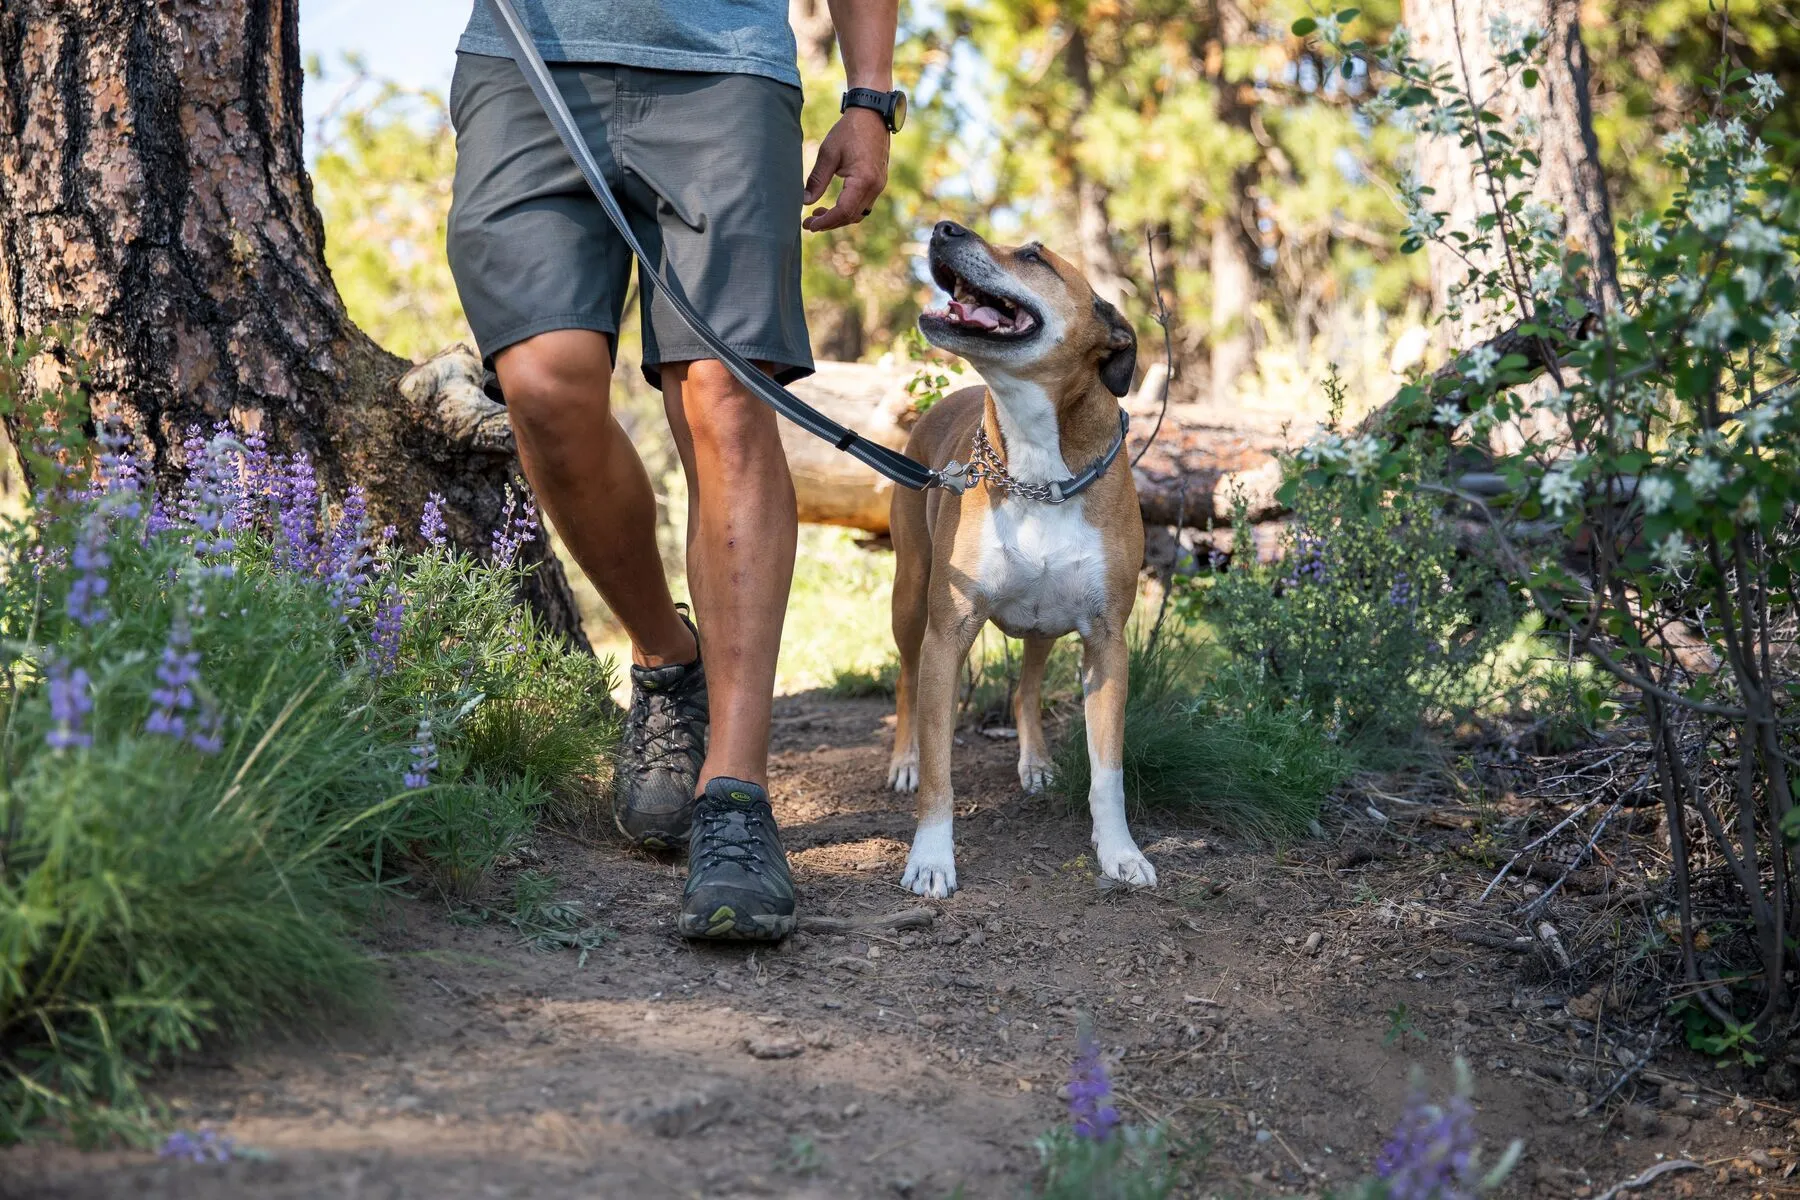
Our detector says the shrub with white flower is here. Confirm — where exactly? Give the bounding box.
[1293,10,1800,1047]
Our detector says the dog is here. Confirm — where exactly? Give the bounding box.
[886,220,1155,899]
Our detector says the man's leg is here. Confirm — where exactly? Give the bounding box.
[494,329,697,670]
[659,359,797,790]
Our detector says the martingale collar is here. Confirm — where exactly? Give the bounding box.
[938,407,1131,504]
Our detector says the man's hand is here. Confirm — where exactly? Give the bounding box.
[802,107,890,232]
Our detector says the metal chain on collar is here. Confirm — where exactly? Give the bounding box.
[964,424,1063,503]
[938,408,1132,504]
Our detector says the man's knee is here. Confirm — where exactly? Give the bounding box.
[672,360,783,462]
[494,330,615,436]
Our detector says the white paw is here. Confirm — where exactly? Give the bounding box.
[888,754,918,793]
[902,821,957,897]
[1096,841,1158,888]
[1017,754,1053,795]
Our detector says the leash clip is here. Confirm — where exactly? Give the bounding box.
[934,460,972,495]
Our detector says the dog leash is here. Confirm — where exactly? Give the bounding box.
[484,0,1125,502]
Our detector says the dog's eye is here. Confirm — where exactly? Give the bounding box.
[1018,248,1044,266]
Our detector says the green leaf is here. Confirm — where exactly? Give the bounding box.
[1336,8,1360,22]
[1522,68,1539,88]
[1291,17,1318,35]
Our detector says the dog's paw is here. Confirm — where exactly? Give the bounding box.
[901,856,957,898]
[902,822,957,897]
[1017,754,1053,795]
[1096,841,1158,889]
[888,754,919,793]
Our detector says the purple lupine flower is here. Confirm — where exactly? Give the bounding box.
[1387,572,1415,609]
[237,427,271,531]
[183,433,242,576]
[419,493,448,549]
[95,421,145,520]
[272,453,323,575]
[323,486,373,619]
[45,660,93,751]
[144,623,220,753]
[404,720,437,789]
[145,494,177,539]
[1374,1082,1480,1200]
[370,585,404,674]
[65,509,112,626]
[489,485,538,566]
[158,1128,236,1163]
[1067,1027,1120,1141]
[1284,533,1330,588]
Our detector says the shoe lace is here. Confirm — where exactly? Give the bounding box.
[693,804,776,876]
[625,671,706,772]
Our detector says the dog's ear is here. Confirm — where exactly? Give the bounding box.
[1093,297,1138,398]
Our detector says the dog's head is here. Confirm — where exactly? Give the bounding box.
[918,221,1137,399]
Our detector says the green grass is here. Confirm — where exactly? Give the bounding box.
[1049,627,1354,838]
[0,394,619,1143]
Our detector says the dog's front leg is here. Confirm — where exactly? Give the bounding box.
[1080,632,1156,887]
[901,613,980,898]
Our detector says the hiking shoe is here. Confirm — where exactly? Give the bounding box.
[677,778,797,941]
[613,609,707,849]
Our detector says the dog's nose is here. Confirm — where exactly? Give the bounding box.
[933,221,968,239]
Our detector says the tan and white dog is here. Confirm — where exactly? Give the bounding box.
[886,220,1155,898]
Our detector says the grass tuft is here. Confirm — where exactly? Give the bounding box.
[1049,628,1353,839]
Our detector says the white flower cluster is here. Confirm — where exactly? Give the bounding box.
[1749,73,1784,111]
[1691,299,1736,348]
[1637,474,1675,515]
[1689,189,1735,236]
[1461,343,1501,387]
[1539,467,1582,516]
[1685,456,1726,498]
[1297,432,1387,479]
[1486,13,1543,55]
[1651,532,1692,571]
[1741,400,1787,445]
[1520,202,1561,238]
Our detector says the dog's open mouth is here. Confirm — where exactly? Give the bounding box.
[925,261,1039,338]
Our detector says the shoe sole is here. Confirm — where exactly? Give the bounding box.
[676,905,797,941]
[612,811,693,852]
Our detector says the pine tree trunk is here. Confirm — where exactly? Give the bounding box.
[0,0,588,646]
[1403,0,1622,337]
[1206,0,1262,409]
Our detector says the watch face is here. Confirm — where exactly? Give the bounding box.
[890,91,907,132]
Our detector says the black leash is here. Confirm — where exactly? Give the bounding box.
[484,0,1132,501]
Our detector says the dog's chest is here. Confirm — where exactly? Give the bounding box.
[973,497,1107,639]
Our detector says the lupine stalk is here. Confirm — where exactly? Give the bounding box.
[1067,1025,1120,1141]
[404,720,437,789]
[45,660,93,751]
[419,492,448,548]
[370,585,404,674]
[489,485,538,566]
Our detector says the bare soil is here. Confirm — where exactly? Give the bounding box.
[2,693,1791,1198]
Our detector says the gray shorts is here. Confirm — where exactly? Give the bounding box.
[446,52,813,388]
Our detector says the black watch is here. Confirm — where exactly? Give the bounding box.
[841,87,907,133]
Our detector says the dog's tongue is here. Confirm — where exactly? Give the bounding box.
[966,305,1003,329]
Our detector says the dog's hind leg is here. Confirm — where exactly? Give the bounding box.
[1014,636,1056,793]
[1079,632,1156,887]
[902,611,982,898]
[887,524,929,793]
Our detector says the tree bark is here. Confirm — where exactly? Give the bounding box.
[1061,28,1132,314]
[1403,0,1621,337]
[0,0,587,645]
[1205,0,1262,409]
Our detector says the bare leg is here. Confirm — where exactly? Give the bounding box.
[660,360,797,790]
[1014,636,1056,793]
[1080,632,1156,886]
[494,330,697,668]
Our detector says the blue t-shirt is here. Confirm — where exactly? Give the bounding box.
[459,0,801,88]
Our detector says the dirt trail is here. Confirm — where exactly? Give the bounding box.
[2,692,1784,1197]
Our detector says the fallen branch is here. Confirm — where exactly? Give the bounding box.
[1592,1160,1702,1200]
[797,907,937,935]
